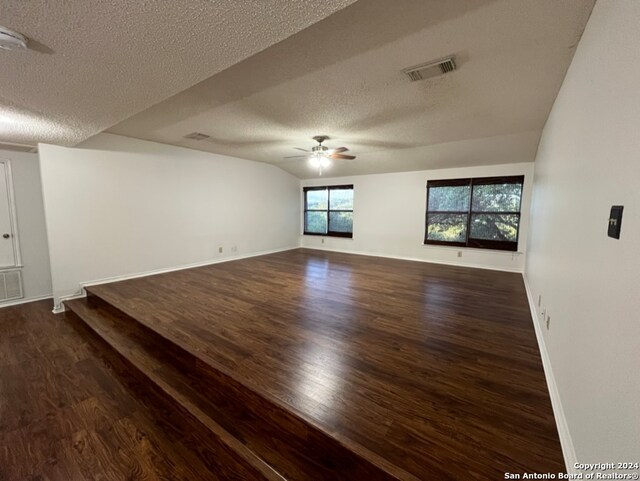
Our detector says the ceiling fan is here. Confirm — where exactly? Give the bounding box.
[284,135,355,175]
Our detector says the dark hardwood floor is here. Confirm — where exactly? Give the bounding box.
[71,248,564,480]
[0,300,225,481]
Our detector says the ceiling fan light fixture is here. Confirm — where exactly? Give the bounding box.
[309,155,330,168]
[0,26,28,50]
[286,135,354,176]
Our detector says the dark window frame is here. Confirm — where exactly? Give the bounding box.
[424,175,524,252]
[303,184,354,238]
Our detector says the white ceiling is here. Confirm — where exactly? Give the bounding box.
[109,0,595,178]
[0,0,356,146]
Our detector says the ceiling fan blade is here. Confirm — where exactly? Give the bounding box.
[293,147,310,152]
[327,147,348,154]
[329,153,356,160]
[283,155,310,159]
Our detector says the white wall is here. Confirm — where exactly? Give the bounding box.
[525,0,640,467]
[39,133,300,307]
[301,162,534,272]
[0,150,52,303]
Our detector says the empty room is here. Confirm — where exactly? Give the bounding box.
[0,0,637,480]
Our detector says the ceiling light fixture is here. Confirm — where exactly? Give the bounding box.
[284,136,356,177]
[0,26,29,50]
[309,153,331,176]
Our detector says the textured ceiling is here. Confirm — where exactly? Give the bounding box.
[109,0,595,178]
[0,0,356,146]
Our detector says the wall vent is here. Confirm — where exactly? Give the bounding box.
[0,142,37,153]
[183,132,210,141]
[0,269,23,302]
[403,56,456,82]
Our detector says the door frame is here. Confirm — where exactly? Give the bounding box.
[0,159,22,268]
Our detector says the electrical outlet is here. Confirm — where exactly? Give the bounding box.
[218,246,223,253]
[231,246,237,253]
[457,251,462,258]
[538,295,542,307]
[546,315,551,330]
[321,238,325,244]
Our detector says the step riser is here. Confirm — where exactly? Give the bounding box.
[84,290,405,481]
[65,308,284,481]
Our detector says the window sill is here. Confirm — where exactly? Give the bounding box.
[422,243,522,256]
[302,233,353,239]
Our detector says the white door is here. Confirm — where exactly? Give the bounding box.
[0,162,18,267]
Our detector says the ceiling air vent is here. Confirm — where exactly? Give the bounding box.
[0,142,37,153]
[183,132,210,141]
[403,56,456,82]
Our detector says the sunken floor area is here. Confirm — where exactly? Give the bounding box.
[0,300,221,481]
[1,248,563,480]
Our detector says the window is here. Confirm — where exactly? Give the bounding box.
[304,185,353,237]
[425,176,524,251]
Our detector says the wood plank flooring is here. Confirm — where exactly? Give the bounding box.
[81,248,564,480]
[0,300,225,481]
[66,294,401,480]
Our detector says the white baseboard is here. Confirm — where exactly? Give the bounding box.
[301,245,523,273]
[522,274,576,473]
[0,294,53,309]
[53,292,85,313]
[53,246,299,312]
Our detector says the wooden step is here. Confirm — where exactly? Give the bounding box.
[64,298,286,481]
[67,292,415,480]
